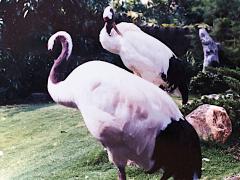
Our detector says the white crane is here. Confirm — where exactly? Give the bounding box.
[99,6,189,104]
[47,31,201,180]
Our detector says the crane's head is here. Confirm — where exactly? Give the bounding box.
[103,6,122,36]
[48,31,73,60]
[103,6,114,22]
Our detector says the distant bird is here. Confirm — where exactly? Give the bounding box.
[48,31,201,180]
[99,6,189,104]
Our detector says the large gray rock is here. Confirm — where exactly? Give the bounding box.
[199,28,220,72]
[186,104,232,143]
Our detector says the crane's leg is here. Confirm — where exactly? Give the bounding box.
[106,148,127,180]
[178,82,189,105]
[117,166,126,180]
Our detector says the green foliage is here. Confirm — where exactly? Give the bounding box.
[190,0,240,67]
[182,27,203,71]
[206,67,240,93]
[206,67,240,80]
[0,0,110,102]
[114,0,203,25]
[224,76,240,94]
[190,67,240,97]
[190,71,229,95]
[0,49,30,103]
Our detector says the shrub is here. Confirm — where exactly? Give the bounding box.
[189,71,229,95]
[206,67,240,81]
[0,0,109,104]
[206,67,240,93]
[0,49,30,104]
[224,76,240,93]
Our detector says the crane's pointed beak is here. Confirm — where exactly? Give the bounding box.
[104,17,122,36]
[112,22,122,36]
[105,19,113,36]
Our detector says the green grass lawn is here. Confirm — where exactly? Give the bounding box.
[0,103,239,180]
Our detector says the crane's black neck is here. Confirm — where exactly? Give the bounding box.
[49,38,69,84]
[106,18,115,35]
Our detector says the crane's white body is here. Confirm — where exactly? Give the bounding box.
[48,59,182,170]
[47,31,201,179]
[99,22,175,86]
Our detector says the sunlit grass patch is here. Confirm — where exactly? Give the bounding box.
[0,103,239,179]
